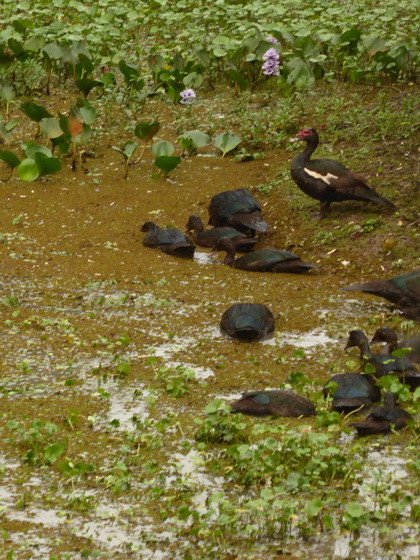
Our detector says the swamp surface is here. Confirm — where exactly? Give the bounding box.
[0,84,419,559]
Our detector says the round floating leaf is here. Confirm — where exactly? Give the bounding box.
[134,120,160,142]
[17,158,40,181]
[179,130,210,149]
[0,150,20,168]
[214,132,242,156]
[22,102,52,122]
[40,117,63,139]
[152,140,174,157]
[24,143,52,158]
[34,152,61,176]
[154,155,181,175]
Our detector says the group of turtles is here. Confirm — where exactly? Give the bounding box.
[141,128,419,436]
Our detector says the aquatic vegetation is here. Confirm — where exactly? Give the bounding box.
[0,1,418,559]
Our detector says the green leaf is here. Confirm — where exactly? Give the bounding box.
[178,129,210,152]
[39,118,63,139]
[284,58,315,88]
[23,35,45,52]
[346,502,364,518]
[101,72,115,88]
[76,99,96,124]
[0,123,13,144]
[214,132,242,156]
[22,102,52,122]
[75,123,92,145]
[363,34,388,56]
[154,155,181,175]
[0,80,15,103]
[24,143,52,158]
[42,42,63,61]
[76,78,103,97]
[116,362,131,376]
[17,158,40,181]
[152,140,174,157]
[134,120,160,142]
[0,150,20,168]
[168,83,184,104]
[307,498,323,517]
[228,69,249,91]
[183,71,203,88]
[34,152,61,176]
[112,140,138,160]
[44,442,66,464]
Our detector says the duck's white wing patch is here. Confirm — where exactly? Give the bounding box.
[304,168,338,185]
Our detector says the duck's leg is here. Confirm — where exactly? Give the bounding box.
[320,201,331,219]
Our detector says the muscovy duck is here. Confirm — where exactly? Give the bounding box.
[212,237,318,273]
[230,389,315,417]
[323,371,381,413]
[351,392,413,436]
[141,221,195,258]
[185,215,256,252]
[208,188,268,235]
[290,128,395,218]
[220,303,275,342]
[342,270,420,321]
[370,326,420,364]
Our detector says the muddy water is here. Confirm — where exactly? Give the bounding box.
[0,97,419,559]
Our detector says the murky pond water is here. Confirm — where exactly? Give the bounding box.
[0,93,419,559]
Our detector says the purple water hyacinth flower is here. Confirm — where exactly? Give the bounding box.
[267,36,278,44]
[180,89,196,104]
[262,48,280,76]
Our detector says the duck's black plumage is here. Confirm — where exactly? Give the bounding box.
[370,326,420,365]
[141,221,195,258]
[213,237,317,274]
[185,215,257,252]
[351,392,413,436]
[344,329,419,389]
[230,390,316,417]
[342,270,420,321]
[220,303,275,342]
[208,188,268,235]
[323,372,381,413]
[290,128,395,218]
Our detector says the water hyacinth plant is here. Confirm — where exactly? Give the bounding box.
[180,88,196,104]
[262,48,280,76]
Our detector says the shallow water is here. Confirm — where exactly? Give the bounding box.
[0,92,419,559]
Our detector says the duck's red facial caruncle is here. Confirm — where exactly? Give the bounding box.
[291,127,316,142]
